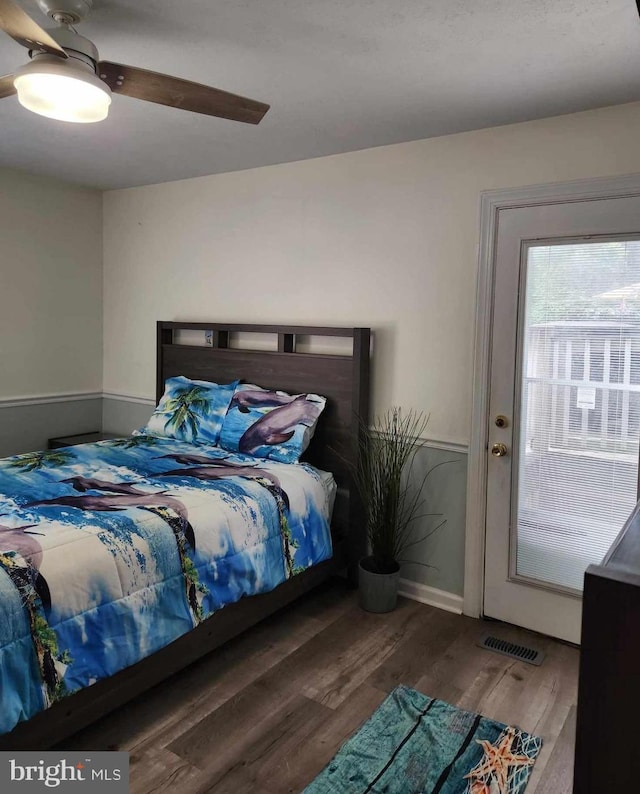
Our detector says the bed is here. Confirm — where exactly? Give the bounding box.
[0,322,371,749]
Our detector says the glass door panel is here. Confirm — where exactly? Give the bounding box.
[515,240,640,593]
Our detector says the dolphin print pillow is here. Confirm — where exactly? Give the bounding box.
[142,375,238,446]
[219,383,327,463]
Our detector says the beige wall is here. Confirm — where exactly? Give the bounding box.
[103,101,640,447]
[0,167,103,399]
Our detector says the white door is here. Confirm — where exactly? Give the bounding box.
[484,197,640,643]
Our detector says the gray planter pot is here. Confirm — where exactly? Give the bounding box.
[358,556,401,613]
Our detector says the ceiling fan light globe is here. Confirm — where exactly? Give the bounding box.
[13,58,111,123]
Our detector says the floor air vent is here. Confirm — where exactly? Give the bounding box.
[478,634,544,666]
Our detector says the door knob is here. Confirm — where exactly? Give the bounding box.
[491,442,508,457]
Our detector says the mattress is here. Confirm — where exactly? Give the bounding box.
[0,436,335,735]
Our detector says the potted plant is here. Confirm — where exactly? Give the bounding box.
[350,407,449,613]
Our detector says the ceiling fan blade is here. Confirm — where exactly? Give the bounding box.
[0,0,67,57]
[97,61,269,124]
[0,73,16,98]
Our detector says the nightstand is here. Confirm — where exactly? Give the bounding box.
[48,431,121,449]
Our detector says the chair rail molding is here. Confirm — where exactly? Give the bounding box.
[464,171,640,619]
[102,392,156,406]
[0,392,158,409]
[0,392,102,409]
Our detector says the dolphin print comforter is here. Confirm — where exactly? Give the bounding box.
[0,435,334,736]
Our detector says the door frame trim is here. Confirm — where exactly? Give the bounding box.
[464,172,640,618]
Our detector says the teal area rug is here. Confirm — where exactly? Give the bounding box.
[304,685,542,794]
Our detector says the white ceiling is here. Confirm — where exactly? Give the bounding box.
[1,0,640,190]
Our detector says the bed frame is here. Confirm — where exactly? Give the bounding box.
[1,322,371,750]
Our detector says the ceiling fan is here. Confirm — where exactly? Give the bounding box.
[0,0,270,124]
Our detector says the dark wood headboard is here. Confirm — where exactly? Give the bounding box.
[157,321,371,563]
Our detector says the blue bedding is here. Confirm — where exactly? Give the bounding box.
[0,436,334,735]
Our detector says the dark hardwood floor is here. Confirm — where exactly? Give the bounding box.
[58,579,579,793]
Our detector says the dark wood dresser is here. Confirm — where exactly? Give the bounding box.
[573,500,640,792]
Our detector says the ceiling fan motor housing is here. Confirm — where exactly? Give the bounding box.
[39,26,99,68]
[36,0,93,25]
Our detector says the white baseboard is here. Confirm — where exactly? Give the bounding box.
[398,579,463,614]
